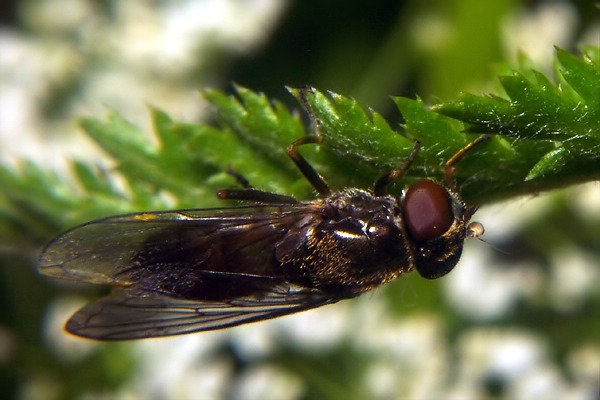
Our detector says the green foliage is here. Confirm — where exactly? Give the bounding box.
[436,48,600,199]
[1,47,598,247]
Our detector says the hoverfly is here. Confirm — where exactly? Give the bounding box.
[39,89,489,340]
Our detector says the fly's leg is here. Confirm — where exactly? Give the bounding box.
[223,87,331,200]
[373,141,421,196]
[287,87,331,196]
[444,134,491,192]
[217,166,299,204]
[443,134,492,224]
[287,135,331,196]
[373,133,490,196]
[217,188,299,204]
[225,166,252,189]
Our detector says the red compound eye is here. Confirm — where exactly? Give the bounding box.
[403,180,454,242]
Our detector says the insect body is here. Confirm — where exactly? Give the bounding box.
[38,91,489,340]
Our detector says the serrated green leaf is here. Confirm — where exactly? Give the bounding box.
[394,97,468,164]
[288,88,414,190]
[2,47,599,247]
[556,47,600,108]
[526,146,569,181]
[80,113,154,159]
[300,89,414,164]
[203,86,304,169]
[177,124,295,194]
[71,161,118,197]
[435,47,600,198]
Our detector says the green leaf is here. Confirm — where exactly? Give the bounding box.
[435,46,600,196]
[556,47,600,108]
[1,47,599,247]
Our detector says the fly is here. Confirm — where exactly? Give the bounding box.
[38,89,490,340]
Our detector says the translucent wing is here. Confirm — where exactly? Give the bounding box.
[65,283,340,340]
[38,205,313,290]
[38,205,346,339]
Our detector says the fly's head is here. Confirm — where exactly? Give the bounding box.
[401,179,484,279]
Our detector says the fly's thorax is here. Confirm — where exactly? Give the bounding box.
[276,189,410,295]
[321,188,399,217]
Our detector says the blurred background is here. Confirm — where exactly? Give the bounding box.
[1,0,599,399]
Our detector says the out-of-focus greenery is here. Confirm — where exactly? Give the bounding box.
[1,1,598,399]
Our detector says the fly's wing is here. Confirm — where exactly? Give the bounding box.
[38,206,312,290]
[65,284,341,340]
[39,205,345,339]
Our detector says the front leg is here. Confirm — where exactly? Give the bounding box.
[286,87,331,196]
